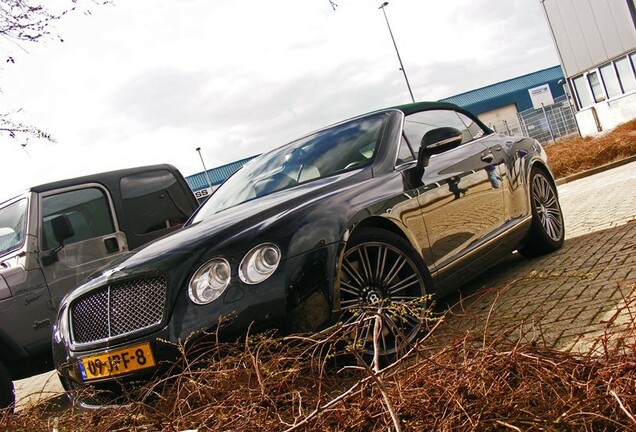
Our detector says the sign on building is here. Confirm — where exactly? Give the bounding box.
[194,186,215,202]
[529,84,555,110]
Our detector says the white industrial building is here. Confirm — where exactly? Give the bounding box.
[541,0,636,135]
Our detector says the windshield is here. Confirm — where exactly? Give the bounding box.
[192,113,387,222]
[0,198,28,256]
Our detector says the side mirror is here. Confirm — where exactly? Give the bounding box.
[42,214,74,266]
[417,127,463,168]
[51,214,74,245]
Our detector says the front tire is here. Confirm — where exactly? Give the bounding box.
[0,361,15,412]
[338,228,430,362]
[519,167,565,257]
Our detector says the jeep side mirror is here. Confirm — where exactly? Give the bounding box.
[51,214,74,245]
[42,214,74,266]
[417,127,463,168]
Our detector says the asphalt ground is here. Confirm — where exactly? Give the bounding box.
[12,161,636,410]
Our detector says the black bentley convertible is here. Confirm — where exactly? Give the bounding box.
[52,101,564,404]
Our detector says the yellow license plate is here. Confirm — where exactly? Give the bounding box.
[78,342,156,381]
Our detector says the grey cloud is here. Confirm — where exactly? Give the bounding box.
[113,68,215,128]
[109,57,405,153]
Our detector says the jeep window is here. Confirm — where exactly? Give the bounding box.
[41,188,115,250]
[0,198,27,256]
[120,169,191,235]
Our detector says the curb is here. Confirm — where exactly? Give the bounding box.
[555,155,636,186]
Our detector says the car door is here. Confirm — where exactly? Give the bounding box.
[118,168,198,250]
[402,109,506,283]
[0,195,52,354]
[38,184,129,309]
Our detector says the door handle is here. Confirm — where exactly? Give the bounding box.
[480,153,494,163]
[104,237,120,254]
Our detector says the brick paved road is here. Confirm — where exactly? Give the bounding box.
[13,162,636,409]
[446,220,636,351]
[445,161,636,352]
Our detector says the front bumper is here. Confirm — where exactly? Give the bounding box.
[54,326,180,406]
[52,242,340,405]
[53,275,291,406]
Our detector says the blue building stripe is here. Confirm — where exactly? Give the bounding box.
[439,66,565,114]
[186,155,259,192]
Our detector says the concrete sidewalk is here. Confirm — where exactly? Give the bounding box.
[559,160,636,239]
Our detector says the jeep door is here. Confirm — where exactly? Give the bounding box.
[38,184,128,309]
[0,195,50,357]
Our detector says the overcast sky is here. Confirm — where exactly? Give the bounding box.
[1,0,559,197]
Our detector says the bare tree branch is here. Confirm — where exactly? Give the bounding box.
[0,0,110,47]
[0,0,110,144]
[0,109,54,145]
[0,0,73,46]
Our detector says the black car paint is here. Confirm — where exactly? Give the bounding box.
[52,105,555,399]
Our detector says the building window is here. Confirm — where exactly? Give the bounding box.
[618,55,636,93]
[570,52,636,110]
[572,75,593,108]
[600,64,622,99]
[588,72,606,103]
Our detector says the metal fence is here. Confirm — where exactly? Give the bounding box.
[517,94,579,144]
[487,116,524,137]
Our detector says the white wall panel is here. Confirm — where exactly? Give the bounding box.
[543,0,581,76]
[609,0,636,51]
[543,0,636,76]
[590,0,625,57]
[575,0,608,65]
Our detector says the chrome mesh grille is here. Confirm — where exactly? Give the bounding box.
[70,289,109,344]
[71,277,166,344]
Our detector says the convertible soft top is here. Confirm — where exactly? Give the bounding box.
[388,101,493,133]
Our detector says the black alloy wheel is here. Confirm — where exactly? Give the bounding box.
[519,167,565,257]
[338,228,429,361]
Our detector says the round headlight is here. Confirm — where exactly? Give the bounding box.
[239,243,281,285]
[188,258,231,305]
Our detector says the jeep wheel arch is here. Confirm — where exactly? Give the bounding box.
[0,360,15,412]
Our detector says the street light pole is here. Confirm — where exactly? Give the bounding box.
[379,2,415,103]
[195,147,214,191]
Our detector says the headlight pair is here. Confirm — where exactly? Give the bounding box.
[188,243,281,305]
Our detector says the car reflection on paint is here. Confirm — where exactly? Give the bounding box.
[52,101,564,405]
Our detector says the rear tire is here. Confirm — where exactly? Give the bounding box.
[0,361,15,413]
[338,228,431,364]
[519,167,564,258]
